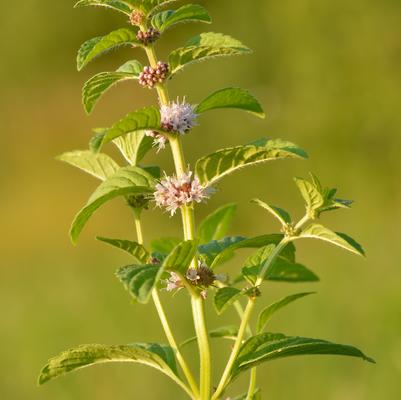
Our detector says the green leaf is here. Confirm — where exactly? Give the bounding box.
[180,325,238,348]
[169,32,251,74]
[126,0,178,14]
[232,389,262,400]
[77,29,140,71]
[252,198,292,226]
[214,287,243,315]
[102,106,161,148]
[231,332,374,379]
[257,292,315,333]
[83,60,143,114]
[113,131,154,165]
[57,150,119,181]
[298,224,365,256]
[198,203,237,244]
[70,166,155,244]
[74,0,132,15]
[151,237,181,255]
[163,240,198,274]
[96,237,150,263]
[294,176,324,214]
[151,4,211,32]
[195,138,307,187]
[116,264,160,303]
[195,87,265,118]
[38,343,179,385]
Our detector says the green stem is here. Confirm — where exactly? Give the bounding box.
[133,211,200,398]
[142,42,212,399]
[246,368,257,400]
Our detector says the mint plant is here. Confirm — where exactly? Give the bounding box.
[38,1,374,399]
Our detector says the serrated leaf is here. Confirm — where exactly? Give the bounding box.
[231,333,374,379]
[257,292,315,333]
[151,4,211,32]
[77,28,140,71]
[180,325,238,348]
[74,0,132,15]
[96,237,150,263]
[298,224,365,256]
[195,87,265,118]
[252,198,292,225]
[38,342,179,386]
[163,240,198,274]
[116,264,160,303]
[195,138,307,187]
[214,287,243,315]
[57,150,119,181]
[83,60,143,114]
[70,166,155,244]
[113,131,154,166]
[198,203,237,244]
[102,106,161,148]
[169,32,251,74]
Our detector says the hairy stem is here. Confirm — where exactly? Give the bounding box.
[143,42,212,400]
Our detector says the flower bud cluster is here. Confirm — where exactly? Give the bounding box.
[136,28,160,45]
[129,10,145,26]
[139,62,169,88]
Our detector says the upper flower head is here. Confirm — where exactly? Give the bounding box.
[154,171,211,215]
[160,99,198,135]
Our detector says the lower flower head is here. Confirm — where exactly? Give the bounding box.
[154,171,211,215]
[160,99,198,135]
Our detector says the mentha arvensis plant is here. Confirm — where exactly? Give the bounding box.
[38,1,374,399]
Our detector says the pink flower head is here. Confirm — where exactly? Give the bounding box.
[154,171,211,215]
[160,99,198,135]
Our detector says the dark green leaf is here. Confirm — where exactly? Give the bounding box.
[198,203,237,244]
[70,166,155,244]
[195,138,307,187]
[38,343,179,385]
[151,237,181,255]
[57,150,119,181]
[214,287,243,315]
[257,292,315,333]
[195,87,265,118]
[163,240,198,274]
[77,29,140,71]
[96,237,150,263]
[151,4,211,32]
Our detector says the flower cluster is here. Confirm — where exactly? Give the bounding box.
[145,130,168,152]
[129,10,145,26]
[139,62,169,88]
[154,171,210,215]
[136,28,160,45]
[160,99,198,134]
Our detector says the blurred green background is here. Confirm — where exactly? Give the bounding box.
[1,0,400,399]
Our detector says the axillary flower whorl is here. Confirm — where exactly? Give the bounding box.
[139,62,169,88]
[145,130,168,152]
[136,28,161,45]
[160,99,198,135]
[154,171,211,216]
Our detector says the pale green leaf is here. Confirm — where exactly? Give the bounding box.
[169,32,251,74]
[116,264,160,303]
[195,87,265,118]
[214,287,243,315]
[162,240,198,274]
[74,0,132,15]
[38,343,179,385]
[294,176,324,213]
[83,60,143,114]
[70,166,155,244]
[77,28,140,71]
[298,224,365,256]
[252,198,292,225]
[151,4,211,32]
[257,292,315,333]
[126,0,178,14]
[198,203,237,244]
[96,237,150,263]
[231,333,374,379]
[195,138,307,187]
[57,150,119,181]
[113,131,154,165]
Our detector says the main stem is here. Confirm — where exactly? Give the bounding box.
[144,43,212,400]
[133,211,199,398]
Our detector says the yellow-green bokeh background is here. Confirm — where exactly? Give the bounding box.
[1,0,400,398]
